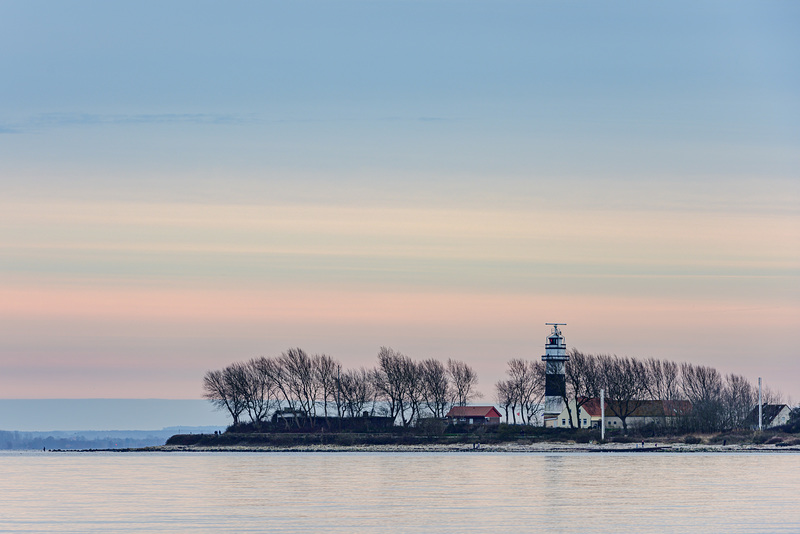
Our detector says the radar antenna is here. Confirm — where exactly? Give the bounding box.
[545,322,567,335]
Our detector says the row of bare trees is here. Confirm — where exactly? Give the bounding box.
[205,345,781,433]
[495,359,545,425]
[203,347,481,428]
[494,349,783,433]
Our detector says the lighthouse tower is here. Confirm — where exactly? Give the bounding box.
[542,323,568,427]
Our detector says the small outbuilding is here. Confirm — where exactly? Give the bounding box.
[445,406,502,425]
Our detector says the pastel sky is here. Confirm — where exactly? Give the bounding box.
[1,1,798,401]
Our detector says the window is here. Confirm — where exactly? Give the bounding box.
[561,418,566,426]
[583,419,587,426]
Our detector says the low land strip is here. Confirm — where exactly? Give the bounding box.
[146,426,800,453]
[143,442,800,453]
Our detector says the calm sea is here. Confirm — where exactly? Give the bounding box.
[1,451,798,533]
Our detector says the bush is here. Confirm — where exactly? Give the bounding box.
[710,432,751,445]
[268,433,295,446]
[752,433,771,444]
[166,434,204,446]
[361,434,401,446]
[228,421,270,433]
[495,424,526,441]
[416,418,446,437]
[333,433,356,446]
[765,436,784,445]
[684,435,702,445]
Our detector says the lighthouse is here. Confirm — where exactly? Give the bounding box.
[542,323,568,427]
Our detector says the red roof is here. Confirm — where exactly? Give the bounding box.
[579,397,691,417]
[445,406,502,418]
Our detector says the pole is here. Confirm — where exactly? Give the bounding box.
[758,377,762,432]
[336,364,341,417]
[600,388,605,441]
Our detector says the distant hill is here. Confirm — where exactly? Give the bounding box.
[0,399,229,432]
[0,427,224,450]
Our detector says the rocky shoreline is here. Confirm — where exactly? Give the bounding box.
[138,441,800,454]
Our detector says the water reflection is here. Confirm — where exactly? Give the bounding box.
[1,452,799,533]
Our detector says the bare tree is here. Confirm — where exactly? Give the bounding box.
[761,383,785,406]
[495,379,515,423]
[374,347,413,426]
[504,358,528,422]
[681,363,725,432]
[448,359,481,407]
[722,373,755,430]
[278,348,320,425]
[644,358,681,401]
[243,357,278,425]
[497,359,543,425]
[502,359,540,424]
[599,355,651,432]
[639,358,686,433]
[521,361,545,425]
[403,359,425,426]
[202,364,247,426]
[256,354,300,427]
[419,358,451,418]
[314,353,340,418]
[339,367,375,417]
[564,350,601,428]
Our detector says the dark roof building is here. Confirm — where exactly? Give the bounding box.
[579,398,692,418]
[445,406,502,425]
[744,404,791,429]
[554,397,692,429]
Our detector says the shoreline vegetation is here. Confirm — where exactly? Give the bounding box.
[149,442,800,453]
[136,425,800,454]
[39,423,800,453]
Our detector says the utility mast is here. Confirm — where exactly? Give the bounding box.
[542,323,568,427]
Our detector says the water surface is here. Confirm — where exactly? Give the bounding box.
[1,451,798,533]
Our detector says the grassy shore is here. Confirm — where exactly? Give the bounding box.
[141,423,800,453]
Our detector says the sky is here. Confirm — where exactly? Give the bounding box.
[1,1,798,406]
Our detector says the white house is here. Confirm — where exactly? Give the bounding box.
[745,404,792,429]
[553,397,692,429]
